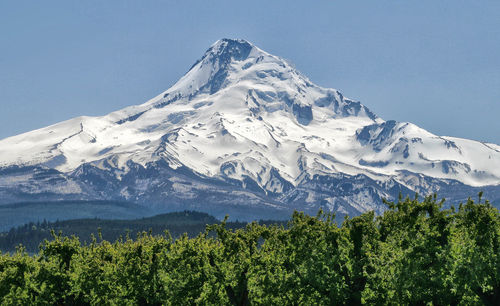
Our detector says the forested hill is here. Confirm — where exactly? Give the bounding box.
[0,211,284,253]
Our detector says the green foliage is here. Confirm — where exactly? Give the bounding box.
[0,194,499,305]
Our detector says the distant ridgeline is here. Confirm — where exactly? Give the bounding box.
[0,194,499,304]
[0,210,284,253]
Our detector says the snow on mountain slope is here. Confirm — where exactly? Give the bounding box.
[1,38,499,219]
[355,120,500,186]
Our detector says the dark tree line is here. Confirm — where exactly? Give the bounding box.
[0,211,264,253]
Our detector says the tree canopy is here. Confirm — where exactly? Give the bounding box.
[0,194,498,305]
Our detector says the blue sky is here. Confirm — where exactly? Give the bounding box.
[1,1,499,143]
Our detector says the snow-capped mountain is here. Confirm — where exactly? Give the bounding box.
[1,39,499,220]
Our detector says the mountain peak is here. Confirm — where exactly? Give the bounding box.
[199,38,256,75]
[150,38,378,123]
[209,38,254,59]
[1,39,500,220]
[187,38,256,72]
[166,39,265,97]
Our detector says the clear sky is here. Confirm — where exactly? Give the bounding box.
[1,1,499,144]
